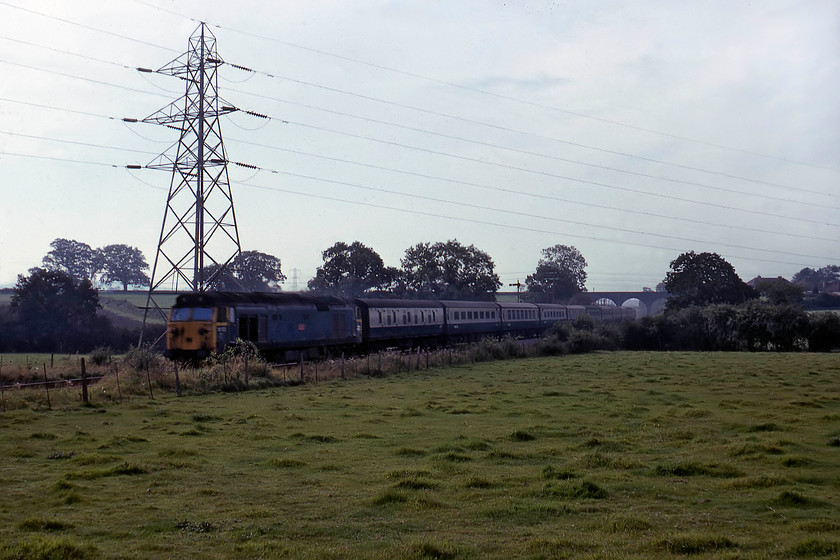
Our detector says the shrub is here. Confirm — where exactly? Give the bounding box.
[90,346,113,366]
[123,345,164,372]
[809,312,840,352]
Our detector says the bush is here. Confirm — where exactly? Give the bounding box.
[90,346,113,366]
[809,312,840,352]
[123,345,165,371]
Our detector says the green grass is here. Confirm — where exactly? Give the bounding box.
[1,351,839,559]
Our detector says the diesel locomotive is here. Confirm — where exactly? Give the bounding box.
[166,291,635,361]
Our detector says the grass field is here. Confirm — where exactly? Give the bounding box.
[1,352,838,559]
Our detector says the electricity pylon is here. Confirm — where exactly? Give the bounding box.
[140,22,241,342]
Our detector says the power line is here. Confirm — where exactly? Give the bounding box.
[4,88,836,234]
[227,86,840,206]
[8,90,831,231]
[0,1,179,54]
[2,145,832,267]
[128,1,836,172]
[271,116,840,227]
[234,178,829,268]
[225,137,839,241]
[4,10,835,197]
[216,162,837,262]
[225,68,839,195]
[0,58,171,99]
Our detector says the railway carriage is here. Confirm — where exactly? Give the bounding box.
[354,298,444,348]
[498,302,541,336]
[440,300,501,341]
[536,303,568,326]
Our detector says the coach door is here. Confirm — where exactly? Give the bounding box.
[332,312,346,339]
[238,312,267,343]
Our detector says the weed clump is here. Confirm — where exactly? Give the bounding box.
[542,465,575,480]
[0,536,97,560]
[18,517,74,531]
[543,480,608,500]
[772,490,824,508]
[412,541,458,559]
[658,535,737,554]
[654,462,741,478]
[785,538,838,557]
[510,429,536,442]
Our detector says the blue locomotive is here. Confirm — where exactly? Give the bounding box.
[166,292,635,361]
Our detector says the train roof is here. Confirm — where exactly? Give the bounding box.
[174,291,352,311]
[354,298,444,309]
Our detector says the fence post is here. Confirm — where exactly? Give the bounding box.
[416,347,421,370]
[43,363,51,410]
[81,358,89,404]
[114,363,122,402]
[51,353,54,368]
[300,353,304,383]
[174,361,182,397]
[244,354,250,386]
[146,368,154,400]
[341,353,345,379]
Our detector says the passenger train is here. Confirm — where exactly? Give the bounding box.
[165,292,635,361]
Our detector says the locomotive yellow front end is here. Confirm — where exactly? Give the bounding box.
[166,306,219,360]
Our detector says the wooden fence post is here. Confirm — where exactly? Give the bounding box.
[300,353,304,383]
[114,363,122,402]
[43,363,51,410]
[146,368,154,400]
[341,353,345,379]
[244,354,250,386]
[174,361,182,397]
[81,358,89,404]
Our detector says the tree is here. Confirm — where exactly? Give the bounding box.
[308,241,394,297]
[525,245,587,303]
[754,278,803,305]
[10,268,103,351]
[663,251,755,310]
[205,250,286,292]
[792,265,840,293]
[232,251,286,291]
[42,238,101,282]
[401,240,501,300]
[100,244,150,291]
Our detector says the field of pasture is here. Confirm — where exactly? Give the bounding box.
[1,352,838,559]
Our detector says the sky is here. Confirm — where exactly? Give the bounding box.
[1,0,838,292]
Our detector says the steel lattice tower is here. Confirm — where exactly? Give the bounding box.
[141,23,241,338]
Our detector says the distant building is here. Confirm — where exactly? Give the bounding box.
[747,275,793,289]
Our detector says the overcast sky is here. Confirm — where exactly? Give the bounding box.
[1,0,838,292]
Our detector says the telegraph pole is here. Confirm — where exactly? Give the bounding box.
[139,23,241,343]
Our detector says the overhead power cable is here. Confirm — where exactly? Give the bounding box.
[268,116,840,225]
[227,86,839,206]
[0,58,171,99]
[139,156,837,263]
[224,137,839,241]
[126,0,834,171]
[234,178,829,268]
[225,69,838,195]
[0,1,179,53]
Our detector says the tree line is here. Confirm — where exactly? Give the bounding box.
[1,238,838,353]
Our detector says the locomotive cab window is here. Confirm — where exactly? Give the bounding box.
[171,308,192,322]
